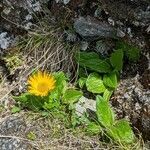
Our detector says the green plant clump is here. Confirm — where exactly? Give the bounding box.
[74,43,141,148]
[13,71,83,128]
[86,95,135,146]
[13,41,140,149]
[116,41,140,62]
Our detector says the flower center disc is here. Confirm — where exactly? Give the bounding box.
[37,82,49,93]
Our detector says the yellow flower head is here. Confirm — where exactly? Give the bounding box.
[27,71,56,97]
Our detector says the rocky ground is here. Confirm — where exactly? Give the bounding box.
[0,109,115,149]
[0,0,150,149]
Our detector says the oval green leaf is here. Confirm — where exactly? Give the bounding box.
[62,89,83,104]
[96,95,115,127]
[86,73,106,94]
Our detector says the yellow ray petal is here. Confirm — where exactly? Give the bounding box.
[27,71,56,97]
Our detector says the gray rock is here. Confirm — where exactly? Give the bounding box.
[134,8,150,26]
[0,32,14,50]
[146,25,150,33]
[0,116,26,135]
[142,111,150,140]
[1,0,50,51]
[0,116,32,150]
[1,0,49,33]
[108,17,115,26]
[55,0,71,5]
[3,0,47,12]
[96,40,113,56]
[100,0,150,27]
[74,16,118,41]
[64,30,77,42]
[96,40,108,55]
[0,138,31,150]
[75,96,96,116]
[117,29,126,38]
[63,0,71,5]
[113,75,150,140]
[80,41,89,51]
[94,7,102,18]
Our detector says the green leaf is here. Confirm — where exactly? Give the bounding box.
[76,52,112,73]
[108,119,135,144]
[79,114,91,124]
[78,67,88,78]
[86,122,101,135]
[110,49,123,71]
[126,46,140,62]
[76,51,100,60]
[43,72,67,110]
[71,113,80,127]
[86,73,106,94]
[125,46,140,62]
[11,106,21,113]
[41,111,49,117]
[103,72,118,89]
[13,93,29,103]
[43,98,60,110]
[117,41,140,62]
[78,77,87,88]
[49,72,67,100]
[27,131,36,141]
[62,89,83,104]
[103,89,113,101]
[68,103,76,110]
[13,93,44,111]
[96,95,115,127]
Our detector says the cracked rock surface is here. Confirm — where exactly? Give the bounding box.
[0,116,32,150]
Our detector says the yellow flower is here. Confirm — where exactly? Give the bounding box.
[27,71,56,97]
